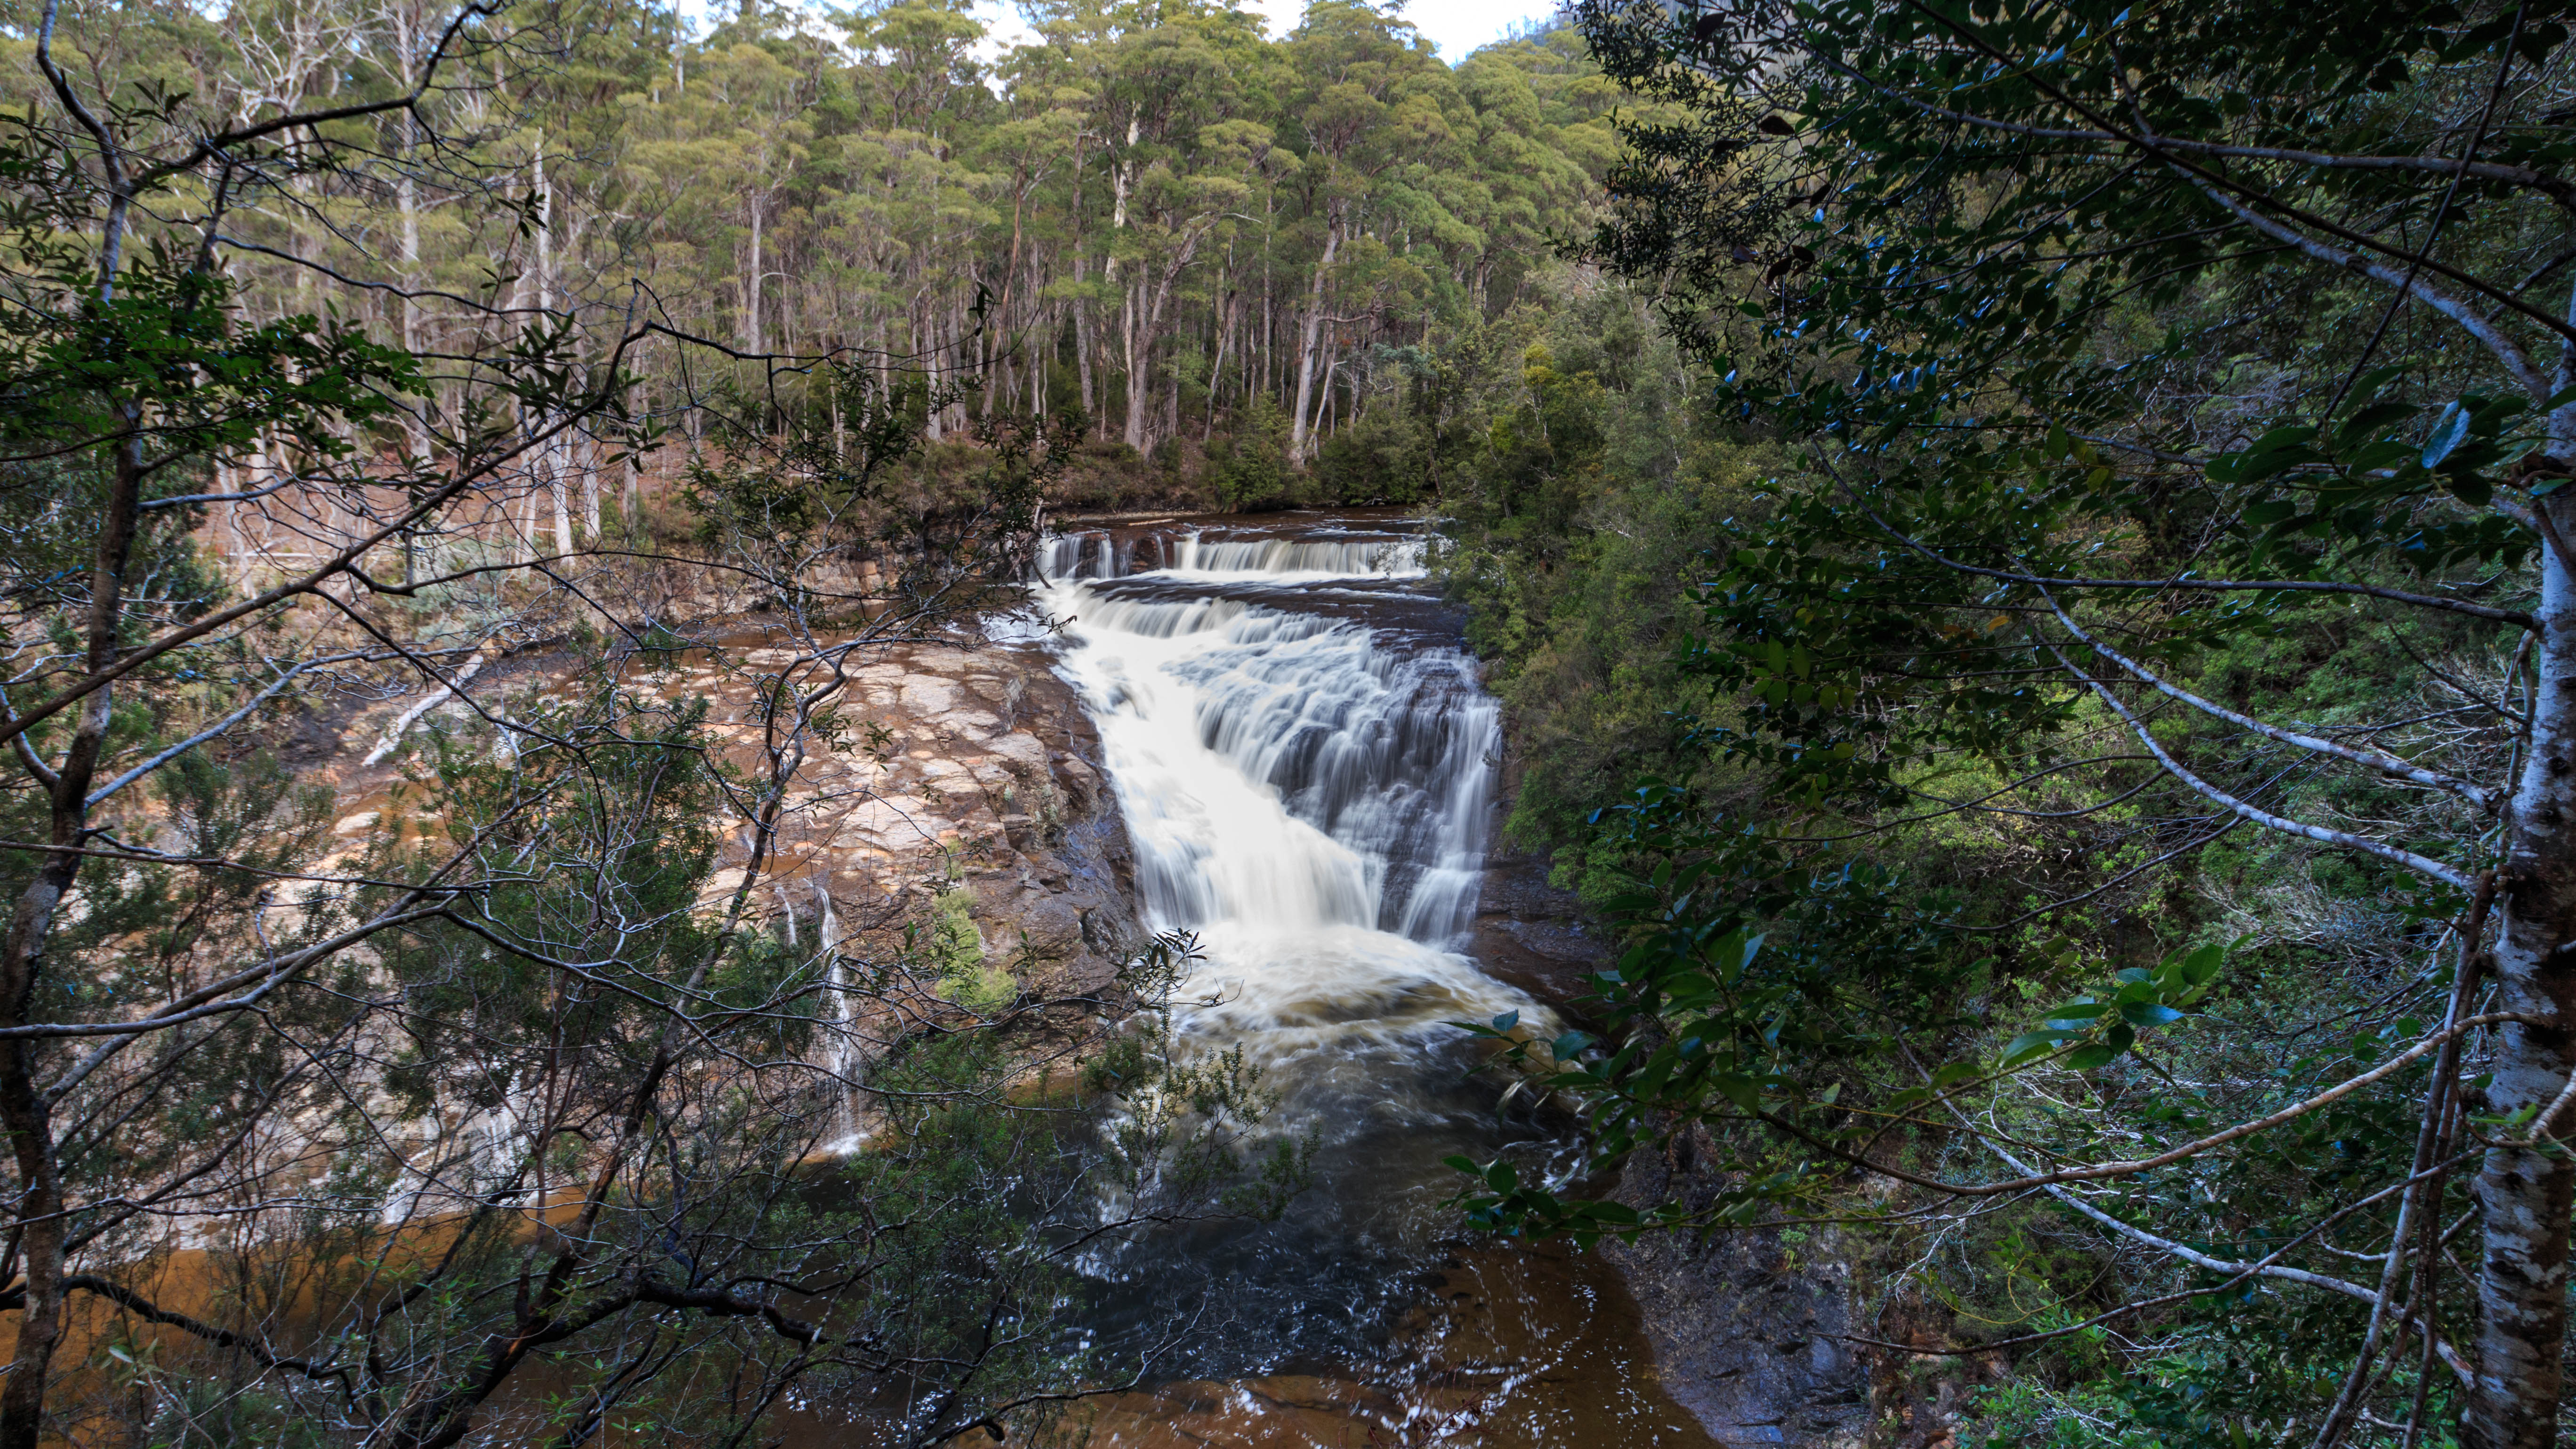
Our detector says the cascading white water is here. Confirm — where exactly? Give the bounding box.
[998,517,1725,1428]
[814,879,866,1152]
[1163,533,1427,580]
[1036,537,1539,1069]
[1034,526,1426,586]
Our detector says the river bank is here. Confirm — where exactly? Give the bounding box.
[1012,510,1888,1449]
[107,509,1871,1449]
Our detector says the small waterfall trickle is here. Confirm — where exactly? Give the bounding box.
[474,1071,529,1187]
[1034,531,1098,581]
[815,877,862,1152]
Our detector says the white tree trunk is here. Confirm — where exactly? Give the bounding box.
[1288,217,1340,466]
[2471,494,2576,1449]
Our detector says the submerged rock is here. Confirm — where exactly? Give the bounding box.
[1604,1124,1869,1448]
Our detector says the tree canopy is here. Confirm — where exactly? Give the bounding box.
[1434,0,2576,1444]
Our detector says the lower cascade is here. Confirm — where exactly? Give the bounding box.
[1038,522,1536,1062]
[1031,517,1563,1367]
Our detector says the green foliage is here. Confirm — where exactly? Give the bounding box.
[1087,934,1314,1221]
[924,887,1016,1011]
[1206,397,1296,510]
[361,685,728,1132]
[1434,276,1783,888]
[1449,786,1972,1241]
[0,141,421,472]
[1430,0,2576,1436]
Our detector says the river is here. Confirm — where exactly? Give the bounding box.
[1009,511,1718,1448]
[31,511,1724,1449]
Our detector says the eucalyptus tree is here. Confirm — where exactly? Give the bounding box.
[1279,0,1444,463]
[1454,0,2576,1444]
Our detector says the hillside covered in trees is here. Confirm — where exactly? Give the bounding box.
[0,0,1626,554]
[8,0,2576,1443]
[1435,0,2576,1446]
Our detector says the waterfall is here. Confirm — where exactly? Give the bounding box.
[1035,531,1094,581]
[1019,517,1626,1401]
[1033,526,1427,584]
[1164,533,1426,579]
[1037,545,1537,1064]
[816,877,863,1152]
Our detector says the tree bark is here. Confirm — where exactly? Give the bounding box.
[2471,498,2576,1449]
[1288,214,1339,466]
[0,415,145,1449]
[1074,259,1096,432]
[579,429,599,542]
[746,197,764,358]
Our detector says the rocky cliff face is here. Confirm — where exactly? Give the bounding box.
[319,626,1141,1014]
[767,640,1141,999]
[1605,1128,1870,1449]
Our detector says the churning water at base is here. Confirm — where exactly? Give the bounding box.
[769,516,1717,1447]
[1033,517,1562,1374]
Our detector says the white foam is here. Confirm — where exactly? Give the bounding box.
[1040,574,1539,1063]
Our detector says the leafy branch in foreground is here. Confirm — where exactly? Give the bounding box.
[1444,0,2576,1443]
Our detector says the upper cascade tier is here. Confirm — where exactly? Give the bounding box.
[1036,526,1427,584]
[1047,590,1492,947]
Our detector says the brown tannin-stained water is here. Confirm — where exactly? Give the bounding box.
[22,517,1710,1449]
[955,512,1715,1448]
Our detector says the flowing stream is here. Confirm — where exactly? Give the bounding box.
[89,513,1718,1449]
[1015,512,1719,1448]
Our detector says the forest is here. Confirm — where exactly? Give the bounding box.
[1,0,1620,549]
[3,0,2576,1443]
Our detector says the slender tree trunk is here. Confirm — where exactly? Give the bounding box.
[2471,492,2576,1449]
[924,301,944,444]
[1031,258,1049,417]
[747,200,764,357]
[1288,216,1339,465]
[1070,134,1095,435]
[986,165,1028,425]
[1122,277,1147,450]
[533,132,551,310]
[551,443,573,558]
[0,411,146,1449]
[245,431,272,575]
[519,460,541,564]
[395,44,428,473]
[1014,303,1035,418]
[575,427,597,545]
[1261,192,1275,402]
[1074,257,1096,431]
[1206,294,1232,444]
[217,462,244,580]
[951,295,970,437]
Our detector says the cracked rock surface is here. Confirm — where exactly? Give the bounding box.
[324,629,1139,1004]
